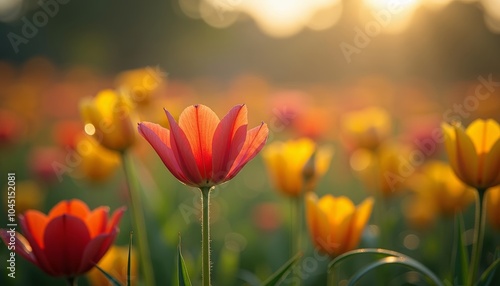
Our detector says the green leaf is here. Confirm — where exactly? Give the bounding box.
[478,249,500,286]
[347,256,444,286]
[94,265,123,286]
[451,213,469,285]
[261,252,302,286]
[177,234,192,286]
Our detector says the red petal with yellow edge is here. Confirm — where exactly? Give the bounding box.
[77,230,117,274]
[19,215,56,276]
[225,123,269,182]
[345,197,374,251]
[43,215,91,277]
[0,230,36,265]
[48,199,90,221]
[22,210,48,247]
[454,125,479,186]
[212,104,248,182]
[483,139,500,188]
[165,108,203,186]
[85,206,109,238]
[138,122,189,184]
[178,104,220,180]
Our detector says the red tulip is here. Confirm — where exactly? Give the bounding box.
[0,200,125,279]
[138,104,269,187]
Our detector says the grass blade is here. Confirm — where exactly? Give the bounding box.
[94,264,122,286]
[451,213,469,285]
[261,252,302,286]
[177,234,192,286]
[478,248,500,286]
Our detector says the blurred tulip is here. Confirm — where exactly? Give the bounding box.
[115,67,165,106]
[87,245,137,286]
[0,109,23,145]
[53,120,84,150]
[341,107,391,151]
[80,89,137,152]
[74,134,121,182]
[487,186,500,230]
[306,193,373,257]
[442,119,500,190]
[262,138,333,197]
[29,147,65,183]
[350,142,410,198]
[404,196,438,230]
[0,200,125,281]
[251,203,282,232]
[408,161,475,216]
[138,104,268,188]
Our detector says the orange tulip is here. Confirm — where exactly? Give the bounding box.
[442,119,500,190]
[306,193,373,257]
[0,200,125,279]
[138,104,268,188]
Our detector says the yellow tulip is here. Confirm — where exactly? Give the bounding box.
[409,161,475,216]
[11,181,44,214]
[75,134,121,182]
[487,186,500,230]
[341,107,391,151]
[442,119,500,190]
[115,67,164,105]
[262,138,333,197]
[80,89,137,152]
[306,192,373,257]
[87,245,137,286]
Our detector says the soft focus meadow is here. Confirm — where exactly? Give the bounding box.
[1,1,500,286]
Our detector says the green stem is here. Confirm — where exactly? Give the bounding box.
[66,277,77,286]
[468,189,487,286]
[121,152,155,286]
[201,187,212,286]
[295,195,303,286]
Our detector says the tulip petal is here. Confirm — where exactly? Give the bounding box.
[165,108,203,186]
[483,139,500,188]
[178,104,220,179]
[138,122,190,184]
[48,199,90,221]
[77,230,117,274]
[466,119,500,154]
[19,215,56,276]
[225,122,269,181]
[22,210,48,247]
[85,207,109,238]
[0,230,36,265]
[106,207,126,233]
[319,195,355,253]
[212,104,248,182]
[345,197,374,251]
[262,142,291,195]
[43,215,91,277]
[455,124,479,186]
[442,123,464,180]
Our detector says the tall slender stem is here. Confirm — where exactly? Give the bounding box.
[201,187,212,286]
[468,189,487,286]
[121,152,155,286]
[67,277,77,286]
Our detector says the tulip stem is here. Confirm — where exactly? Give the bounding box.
[468,189,487,286]
[121,152,155,286]
[67,277,77,286]
[201,187,212,286]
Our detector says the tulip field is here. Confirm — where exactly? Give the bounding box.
[0,59,499,286]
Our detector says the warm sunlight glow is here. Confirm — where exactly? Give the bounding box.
[84,123,96,136]
[361,0,422,34]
